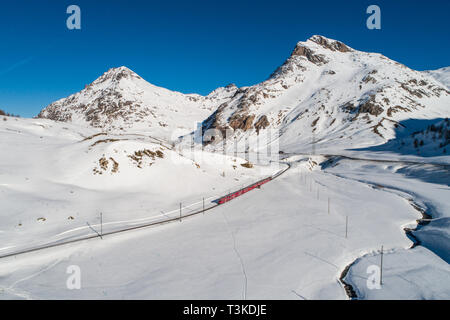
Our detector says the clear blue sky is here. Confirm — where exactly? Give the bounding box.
[0,0,449,117]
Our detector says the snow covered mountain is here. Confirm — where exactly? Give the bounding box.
[38,36,449,155]
[424,67,450,89]
[199,35,450,153]
[3,36,450,300]
[38,67,237,140]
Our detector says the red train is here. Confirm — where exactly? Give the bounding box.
[217,177,272,204]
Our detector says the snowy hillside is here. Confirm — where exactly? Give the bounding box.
[0,115,275,257]
[362,118,450,157]
[197,35,450,154]
[424,67,450,89]
[38,67,237,140]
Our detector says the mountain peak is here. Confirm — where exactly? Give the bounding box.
[94,66,142,85]
[283,35,353,68]
[37,66,217,136]
[106,66,135,74]
[304,35,352,53]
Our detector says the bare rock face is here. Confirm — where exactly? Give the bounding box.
[309,35,352,53]
[387,105,410,117]
[291,45,328,65]
[229,114,255,131]
[200,103,230,142]
[254,115,270,133]
[289,35,351,66]
[358,96,384,117]
[342,96,384,119]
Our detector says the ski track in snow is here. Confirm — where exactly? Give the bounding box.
[0,258,63,300]
[220,210,248,300]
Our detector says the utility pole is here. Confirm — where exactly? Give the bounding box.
[179,203,182,222]
[328,197,330,214]
[100,212,103,239]
[380,245,384,286]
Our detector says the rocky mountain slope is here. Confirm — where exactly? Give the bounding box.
[38,67,238,140]
[199,35,450,153]
[38,36,450,154]
[367,117,450,157]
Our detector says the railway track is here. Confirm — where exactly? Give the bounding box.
[0,162,291,260]
[280,152,450,170]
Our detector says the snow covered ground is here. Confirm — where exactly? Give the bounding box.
[0,116,276,259]
[321,157,450,299]
[1,35,448,300]
[1,149,448,299]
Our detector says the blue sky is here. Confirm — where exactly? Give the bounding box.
[0,0,449,117]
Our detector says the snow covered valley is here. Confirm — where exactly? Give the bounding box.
[1,130,448,298]
[0,35,449,299]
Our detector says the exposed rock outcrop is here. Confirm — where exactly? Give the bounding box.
[309,35,352,53]
[291,45,328,65]
[254,115,270,133]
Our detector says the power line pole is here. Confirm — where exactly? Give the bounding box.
[100,212,103,239]
[328,197,330,214]
[380,245,384,286]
